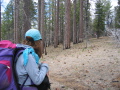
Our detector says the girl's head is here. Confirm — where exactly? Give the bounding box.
[23,29,42,57]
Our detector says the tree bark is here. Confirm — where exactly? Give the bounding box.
[23,0,31,33]
[14,0,19,43]
[64,0,71,49]
[54,0,59,48]
[79,0,84,42]
[41,0,45,53]
[38,0,41,31]
[73,0,77,44]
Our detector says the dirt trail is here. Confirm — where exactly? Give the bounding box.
[42,37,120,90]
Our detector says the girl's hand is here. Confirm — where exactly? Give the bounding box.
[42,61,47,64]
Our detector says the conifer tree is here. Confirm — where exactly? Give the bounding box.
[93,0,105,38]
[115,0,120,28]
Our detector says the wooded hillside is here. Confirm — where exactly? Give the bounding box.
[1,0,120,51]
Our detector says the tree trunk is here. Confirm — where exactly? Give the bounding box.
[73,0,77,44]
[16,0,20,43]
[79,0,84,42]
[54,0,59,48]
[14,0,19,43]
[85,0,89,48]
[51,0,55,45]
[48,1,51,46]
[38,0,41,31]
[54,0,57,47]
[41,0,45,53]
[64,0,71,49]
[23,0,31,33]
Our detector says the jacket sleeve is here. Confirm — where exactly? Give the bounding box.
[24,54,49,85]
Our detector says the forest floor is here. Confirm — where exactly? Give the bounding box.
[42,36,120,90]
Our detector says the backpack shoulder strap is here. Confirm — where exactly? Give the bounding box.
[20,75,29,90]
[12,47,25,90]
[13,47,33,89]
[13,47,25,63]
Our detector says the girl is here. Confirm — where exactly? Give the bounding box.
[16,29,49,90]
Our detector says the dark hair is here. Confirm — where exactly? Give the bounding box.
[23,36,42,58]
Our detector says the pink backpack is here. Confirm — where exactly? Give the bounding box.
[0,40,16,48]
[0,40,25,90]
